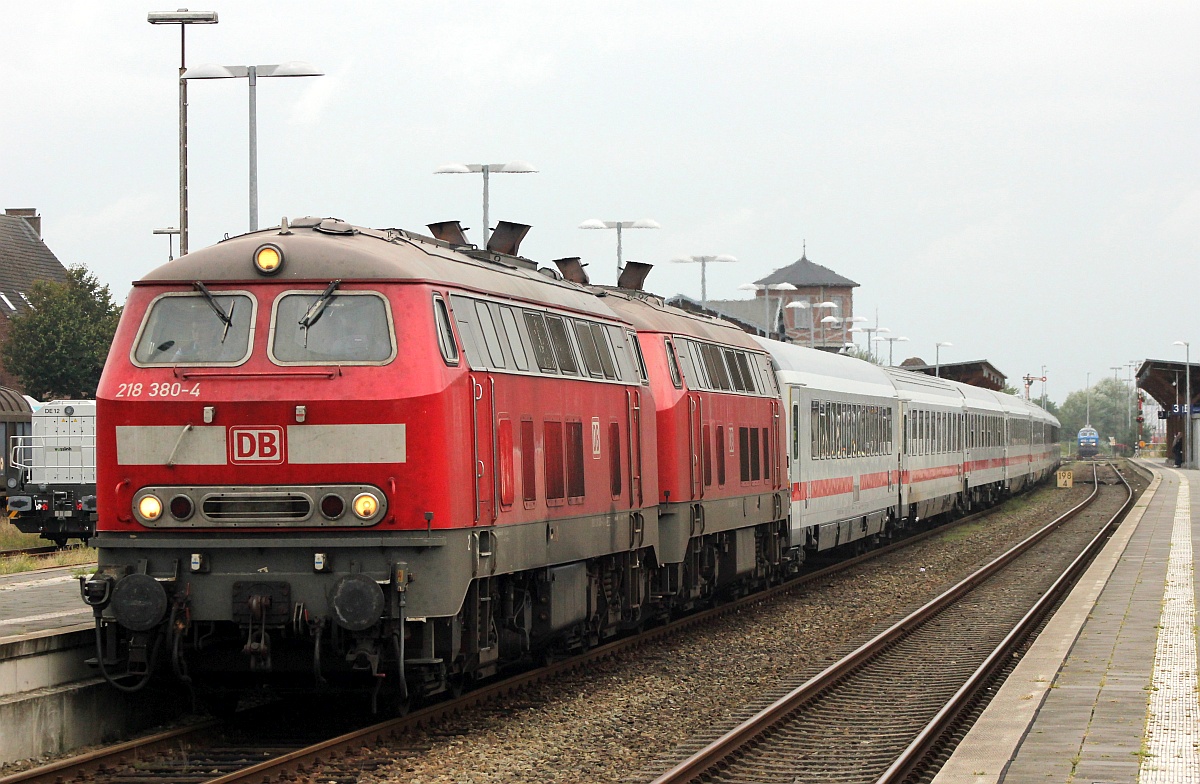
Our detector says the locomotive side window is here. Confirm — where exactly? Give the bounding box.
[701,343,732,390]
[703,424,713,486]
[573,320,605,378]
[475,302,507,368]
[498,418,514,508]
[627,330,649,383]
[673,339,704,390]
[498,306,529,371]
[544,316,579,375]
[271,291,394,364]
[664,338,683,389]
[590,324,618,379]
[544,420,565,502]
[736,353,758,394]
[133,291,255,366]
[565,420,585,501]
[716,425,727,485]
[610,422,623,497]
[433,296,459,365]
[521,419,536,505]
[523,312,558,373]
[739,427,751,482]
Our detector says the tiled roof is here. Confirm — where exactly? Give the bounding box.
[0,214,69,318]
[755,252,859,288]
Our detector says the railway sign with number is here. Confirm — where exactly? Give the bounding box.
[1057,470,1073,488]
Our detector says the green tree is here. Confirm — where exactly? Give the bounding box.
[1057,377,1138,452]
[1,265,121,400]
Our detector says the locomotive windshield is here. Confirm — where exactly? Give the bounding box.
[271,291,394,364]
[133,292,254,365]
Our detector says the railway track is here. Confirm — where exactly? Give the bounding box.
[642,462,1134,784]
[0,494,1041,784]
[0,546,62,560]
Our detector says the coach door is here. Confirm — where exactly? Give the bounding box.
[470,373,497,525]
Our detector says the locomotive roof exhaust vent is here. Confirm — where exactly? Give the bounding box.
[486,221,531,257]
[553,257,589,285]
[617,261,653,292]
[427,221,470,246]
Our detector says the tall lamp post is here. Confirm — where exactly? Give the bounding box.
[1175,340,1191,467]
[671,254,738,308]
[183,61,323,232]
[738,282,797,338]
[935,341,953,377]
[579,219,660,275]
[883,335,909,366]
[812,301,838,347]
[148,9,219,257]
[785,301,812,346]
[152,227,180,261]
[436,161,539,246]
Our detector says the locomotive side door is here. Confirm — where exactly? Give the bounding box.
[470,373,497,525]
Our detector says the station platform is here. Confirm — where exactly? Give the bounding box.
[0,567,93,640]
[934,461,1199,783]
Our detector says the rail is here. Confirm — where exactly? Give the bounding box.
[648,462,1128,784]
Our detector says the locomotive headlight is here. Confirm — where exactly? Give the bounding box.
[352,492,380,520]
[253,243,284,275]
[137,495,163,521]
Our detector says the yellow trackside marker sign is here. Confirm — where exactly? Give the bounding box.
[1057,470,1074,488]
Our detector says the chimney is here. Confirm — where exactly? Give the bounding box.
[5,208,40,238]
[552,257,589,285]
[426,221,470,246]
[617,261,653,292]
[486,221,531,257]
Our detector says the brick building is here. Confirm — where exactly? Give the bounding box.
[0,209,71,390]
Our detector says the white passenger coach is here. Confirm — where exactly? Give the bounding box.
[757,338,1060,554]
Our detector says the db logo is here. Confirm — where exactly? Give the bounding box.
[229,427,285,464]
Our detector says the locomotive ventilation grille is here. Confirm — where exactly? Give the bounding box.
[203,493,311,521]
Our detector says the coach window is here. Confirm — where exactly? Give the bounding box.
[133,290,255,366]
[433,296,459,366]
[523,312,558,373]
[498,306,529,372]
[808,402,818,460]
[664,338,683,389]
[545,316,579,375]
[270,291,394,365]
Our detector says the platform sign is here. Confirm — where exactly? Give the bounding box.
[1057,470,1073,488]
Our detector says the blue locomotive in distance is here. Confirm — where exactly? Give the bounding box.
[1077,426,1100,458]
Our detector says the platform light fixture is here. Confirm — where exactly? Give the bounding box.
[437,161,539,247]
[935,341,953,377]
[148,9,219,257]
[671,254,738,307]
[184,61,324,232]
[883,335,909,366]
[579,218,660,276]
[739,282,798,339]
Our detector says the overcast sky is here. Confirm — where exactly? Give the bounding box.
[2,2,1196,402]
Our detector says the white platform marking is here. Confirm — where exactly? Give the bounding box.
[1139,471,1200,782]
[0,608,92,627]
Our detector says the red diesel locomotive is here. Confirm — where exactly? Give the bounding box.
[82,218,787,708]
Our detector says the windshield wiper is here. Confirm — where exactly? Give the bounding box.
[299,279,341,329]
[193,281,235,342]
